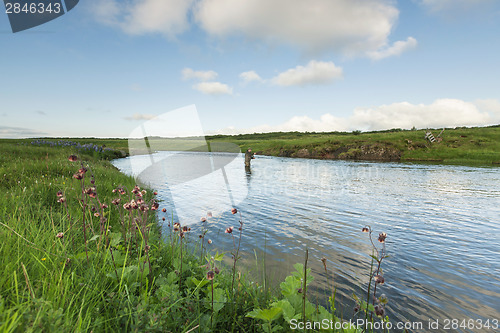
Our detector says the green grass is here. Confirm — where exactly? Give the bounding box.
[0,141,397,332]
[6,124,499,166]
[206,125,500,165]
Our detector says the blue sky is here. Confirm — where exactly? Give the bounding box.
[1,0,500,138]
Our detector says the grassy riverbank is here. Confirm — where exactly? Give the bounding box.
[5,125,499,166]
[0,141,391,332]
[207,125,500,165]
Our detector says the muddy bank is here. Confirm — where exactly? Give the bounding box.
[266,143,402,161]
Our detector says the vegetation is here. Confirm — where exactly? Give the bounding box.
[0,142,393,332]
[5,124,499,166]
[206,125,500,165]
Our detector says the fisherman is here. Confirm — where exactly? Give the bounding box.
[245,148,255,168]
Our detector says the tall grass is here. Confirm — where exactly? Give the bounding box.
[1,142,394,332]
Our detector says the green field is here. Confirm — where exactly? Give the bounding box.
[0,141,389,332]
[206,125,500,166]
[7,124,498,166]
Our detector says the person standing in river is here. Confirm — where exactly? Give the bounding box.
[245,148,255,170]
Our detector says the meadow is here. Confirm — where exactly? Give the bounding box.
[0,141,390,332]
[206,125,500,165]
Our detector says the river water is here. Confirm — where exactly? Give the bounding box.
[112,151,500,332]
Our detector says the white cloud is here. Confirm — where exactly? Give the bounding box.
[182,68,218,81]
[0,126,48,138]
[88,0,414,58]
[239,71,264,83]
[475,99,500,117]
[88,0,195,37]
[212,99,500,134]
[367,37,418,60]
[193,82,233,95]
[350,99,495,130]
[194,0,403,56]
[125,113,157,121]
[89,0,121,26]
[272,61,343,87]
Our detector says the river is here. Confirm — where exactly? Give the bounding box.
[112,151,500,332]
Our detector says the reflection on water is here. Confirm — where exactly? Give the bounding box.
[113,153,500,332]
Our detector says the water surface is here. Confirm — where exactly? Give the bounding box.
[113,152,500,332]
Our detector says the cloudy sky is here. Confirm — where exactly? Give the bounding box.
[1,0,500,138]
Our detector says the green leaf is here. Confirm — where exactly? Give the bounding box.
[205,288,226,313]
[214,251,225,262]
[190,277,209,289]
[89,235,100,242]
[280,275,301,297]
[272,300,294,322]
[109,232,122,247]
[246,307,282,322]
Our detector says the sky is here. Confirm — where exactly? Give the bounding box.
[1,0,500,138]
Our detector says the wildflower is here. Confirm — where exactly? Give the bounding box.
[145,245,150,253]
[112,189,117,193]
[179,232,185,238]
[378,232,387,243]
[94,213,100,217]
[162,208,167,213]
[137,198,144,205]
[153,191,158,195]
[68,155,78,162]
[102,204,108,209]
[123,202,132,210]
[207,211,213,217]
[199,235,203,239]
[162,217,166,221]
[362,227,370,233]
[297,288,303,294]
[207,239,212,244]
[374,304,385,317]
[139,204,149,212]
[56,232,64,239]
[200,217,206,222]
[130,200,138,209]
[173,223,180,231]
[112,198,121,205]
[89,192,97,198]
[119,189,126,195]
[378,294,388,304]
[225,226,234,234]
[321,257,327,270]
[57,197,66,203]
[182,226,188,232]
[206,271,215,280]
[41,258,46,261]
[231,208,237,214]
[374,274,385,285]
[214,266,220,274]
[78,168,87,174]
[73,172,84,180]
[56,190,63,197]
[151,202,159,211]
[354,304,360,313]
